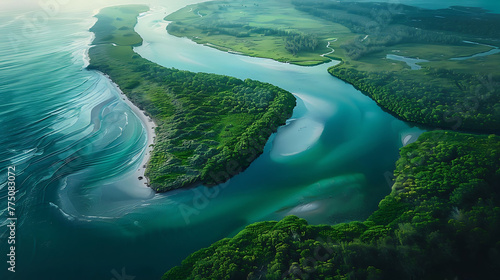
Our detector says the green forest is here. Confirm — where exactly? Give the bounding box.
[87,5,295,191]
[329,66,500,131]
[163,131,500,279]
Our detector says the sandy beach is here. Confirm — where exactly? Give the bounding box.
[85,9,156,188]
[106,74,157,187]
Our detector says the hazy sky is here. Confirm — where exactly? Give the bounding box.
[0,0,499,14]
[0,0,195,13]
[343,0,500,12]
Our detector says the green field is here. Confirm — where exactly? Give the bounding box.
[165,0,357,65]
[87,5,296,192]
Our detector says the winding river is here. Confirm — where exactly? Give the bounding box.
[4,1,479,279]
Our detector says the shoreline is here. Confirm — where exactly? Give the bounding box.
[88,5,296,191]
[84,9,156,188]
[105,73,157,187]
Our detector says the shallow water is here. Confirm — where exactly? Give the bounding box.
[450,41,500,61]
[2,0,494,279]
[386,54,429,70]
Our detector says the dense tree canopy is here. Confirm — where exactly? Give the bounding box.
[163,131,500,279]
[329,66,500,132]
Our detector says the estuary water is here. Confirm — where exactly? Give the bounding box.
[8,0,497,279]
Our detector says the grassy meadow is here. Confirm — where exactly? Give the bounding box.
[165,0,357,65]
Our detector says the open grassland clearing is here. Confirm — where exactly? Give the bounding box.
[165,0,357,65]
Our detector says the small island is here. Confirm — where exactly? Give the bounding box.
[87,5,296,192]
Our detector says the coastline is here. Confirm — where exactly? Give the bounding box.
[106,73,157,187]
[87,5,296,191]
[84,51,157,187]
[84,8,156,188]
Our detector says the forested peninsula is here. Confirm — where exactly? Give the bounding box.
[87,5,296,192]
